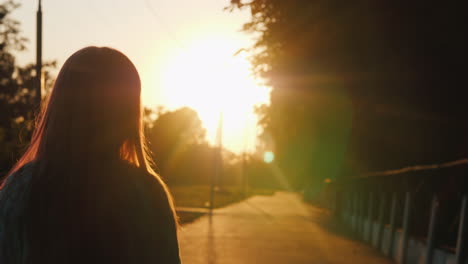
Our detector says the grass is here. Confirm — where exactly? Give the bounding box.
[168,185,275,224]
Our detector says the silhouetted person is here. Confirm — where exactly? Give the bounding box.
[0,47,180,263]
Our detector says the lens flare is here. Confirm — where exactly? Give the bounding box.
[263,151,275,163]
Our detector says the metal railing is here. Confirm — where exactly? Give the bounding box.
[328,159,468,264]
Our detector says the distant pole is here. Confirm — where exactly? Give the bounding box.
[209,112,223,213]
[35,0,43,109]
[216,112,224,189]
[209,161,214,213]
[241,150,247,197]
[241,118,248,197]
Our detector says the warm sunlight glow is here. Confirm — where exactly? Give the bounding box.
[264,151,275,163]
[13,0,267,154]
[148,36,270,153]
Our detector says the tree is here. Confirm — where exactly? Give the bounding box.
[145,107,207,182]
[228,0,468,194]
[0,0,55,174]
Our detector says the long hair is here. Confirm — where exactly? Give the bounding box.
[6,46,154,176]
[3,47,176,262]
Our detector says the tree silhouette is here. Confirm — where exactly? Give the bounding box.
[0,0,55,174]
[145,107,207,182]
[228,0,468,194]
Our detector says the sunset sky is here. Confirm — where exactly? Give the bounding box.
[12,0,270,153]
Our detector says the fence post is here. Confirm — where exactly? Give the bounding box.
[425,196,439,264]
[354,192,359,234]
[360,192,366,239]
[366,192,374,242]
[456,195,467,264]
[339,191,344,221]
[350,192,355,229]
[353,192,359,232]
[347,192,351,222]
[361,192,367,241]
[377,194,386,251]
[400,192,412,264]
[388,192,398,257]
[343,192,349,222]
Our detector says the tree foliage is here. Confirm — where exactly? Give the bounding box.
[229,0,468,191]
[143,106,279,189]
[145,107,209,183]
[0,0,55,174]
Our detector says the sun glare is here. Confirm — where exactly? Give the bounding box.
[148,37,270,153]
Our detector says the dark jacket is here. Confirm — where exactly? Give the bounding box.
[0,162,181,264]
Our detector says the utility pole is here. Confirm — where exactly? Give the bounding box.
[209,112,223,213]
[241,118,248,197]
[36,0,43,109]
[216,112,224,189]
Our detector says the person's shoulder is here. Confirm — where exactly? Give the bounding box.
[142,170,166,188]
[135,168,168,195]
[108,162,162,195]
[0,162,35,231]
[0,162,35,196]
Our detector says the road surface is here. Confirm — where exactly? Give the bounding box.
[178,192,393,264]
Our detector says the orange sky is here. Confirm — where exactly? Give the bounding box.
[12,0,270,153]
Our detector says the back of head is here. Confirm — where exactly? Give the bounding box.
[5,46,150,175]
[38,46,143,167]
[3,47,164,263]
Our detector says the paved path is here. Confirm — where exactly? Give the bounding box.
[178,192,393,264]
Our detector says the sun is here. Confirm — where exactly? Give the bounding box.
[148,36,270,153]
